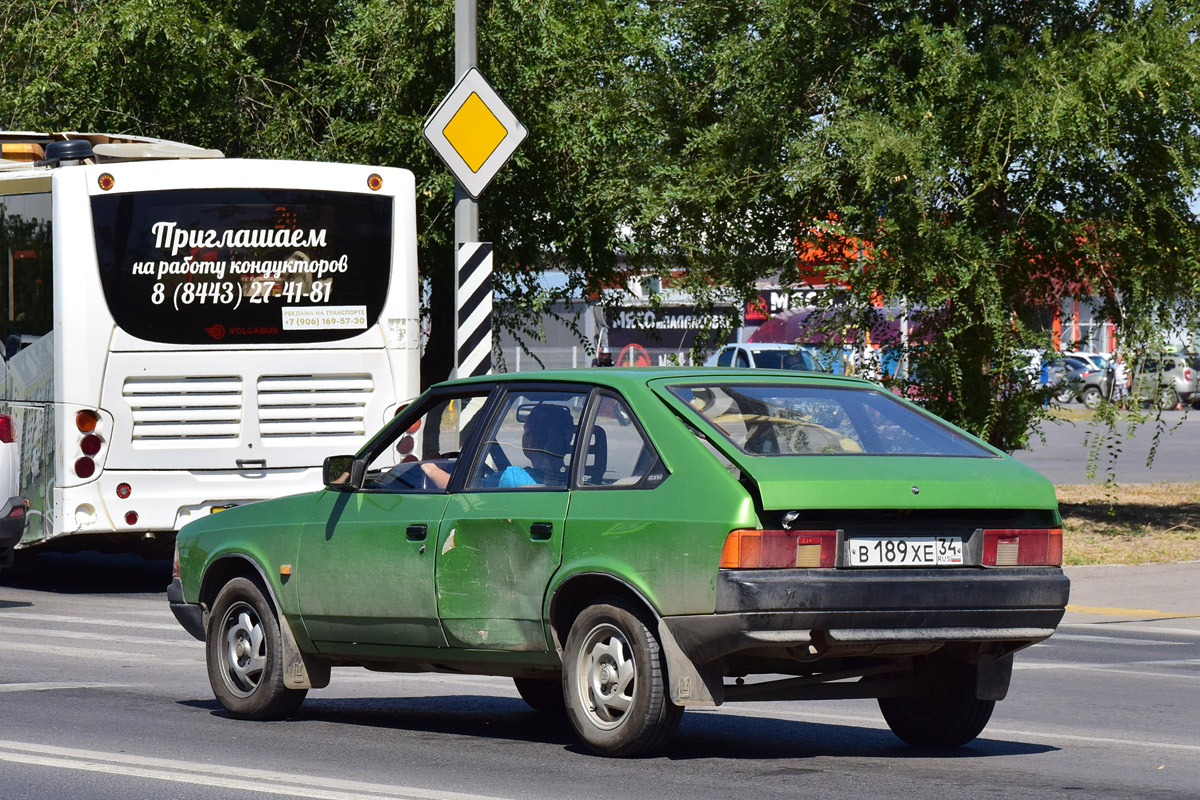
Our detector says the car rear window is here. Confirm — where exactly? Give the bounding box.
[668,383,995,457]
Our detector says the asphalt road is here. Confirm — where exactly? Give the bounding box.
[1014,408,1200,484]
[1,553,1198,799]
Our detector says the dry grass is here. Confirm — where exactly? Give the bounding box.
[1056,482,1200,565]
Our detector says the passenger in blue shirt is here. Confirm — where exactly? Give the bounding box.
[494,403,574,488]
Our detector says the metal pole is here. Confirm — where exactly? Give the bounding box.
[454,0,479,247]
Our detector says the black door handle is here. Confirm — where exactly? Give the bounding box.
[406,524,428,541]
[530,522,553,541]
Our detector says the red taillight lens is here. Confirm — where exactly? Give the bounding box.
[125,511,139,526]
[80,433,102,456]
[0,414,14,443]
[982,529,1063,566]
[74,457,95,479]
[720,529,837,569]
[116,483,131,499]
[76,410,100,433]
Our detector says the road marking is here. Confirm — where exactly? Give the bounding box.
[1014,661,1200,680]
[0,740,515,800]
[0,610,181,630]
[0,682,131,693]
[0,641,198,665]
[1066,604,1200,620]
[1045,632,1188,646]
[0,624,200,648]
[1059,623,1200,637]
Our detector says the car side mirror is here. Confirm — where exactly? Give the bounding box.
[323,455,365,491]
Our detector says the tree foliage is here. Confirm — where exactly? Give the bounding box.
[2,1,1199,447]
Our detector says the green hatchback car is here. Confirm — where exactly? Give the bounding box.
[169,368,1069,757]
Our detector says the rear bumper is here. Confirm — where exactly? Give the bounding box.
[664,567,1070,665]
[168,577,206,641]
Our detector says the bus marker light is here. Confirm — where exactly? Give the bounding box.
[74,457,96,479]
[76,410,99,432]
[125,511,139,526]
[81,434,102,456]
[116,483,132,499]
[98,173,115,190]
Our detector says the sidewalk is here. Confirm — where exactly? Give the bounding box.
[1063,561,1200,627]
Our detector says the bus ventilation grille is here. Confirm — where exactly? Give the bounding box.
[123,376,242,440]
[257,374,373,439]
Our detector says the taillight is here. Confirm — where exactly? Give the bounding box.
[982,529,1063,566]
[720,529,837,569]
[0,414,14,443]
[172,541,181,580]
[76,410,99,433]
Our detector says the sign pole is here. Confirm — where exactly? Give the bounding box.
[453,0,487,378]
[454,0,479,247]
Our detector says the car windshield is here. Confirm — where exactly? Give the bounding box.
[668,383,995,457]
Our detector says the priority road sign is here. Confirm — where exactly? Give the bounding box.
[424,68,527,199]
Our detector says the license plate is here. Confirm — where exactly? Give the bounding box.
[846,536,963,567]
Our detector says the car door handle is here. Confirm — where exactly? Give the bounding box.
[530,522,553,541]
[406,524,428,541]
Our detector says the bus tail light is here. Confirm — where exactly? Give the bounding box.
[125,511,139,526]
[720,529,837,569]
[982,529,1063,566]
[74,457,96,479]
[0,414,14,443]
[76,410,100,432]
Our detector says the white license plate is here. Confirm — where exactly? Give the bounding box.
[846,536,964,567]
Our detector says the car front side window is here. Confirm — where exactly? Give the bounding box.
[360,392,490,493]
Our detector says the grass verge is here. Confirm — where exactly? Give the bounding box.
[1057,482,1200,565]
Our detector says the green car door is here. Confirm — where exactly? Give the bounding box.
[433,388,587,651]
[295,391,491,650]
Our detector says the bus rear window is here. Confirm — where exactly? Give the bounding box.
[92,189,393,345]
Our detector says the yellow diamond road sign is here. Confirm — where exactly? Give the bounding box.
[425,68,527,199]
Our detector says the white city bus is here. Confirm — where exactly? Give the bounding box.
[0,132,420,557]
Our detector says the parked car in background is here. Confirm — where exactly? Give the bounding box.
[1130,353,1200,409]
[1043,356,1091,404]
[170,368,1068,757]
[1065,352,1110,373]
[705,342,825,372]
[1064,363,1113,409]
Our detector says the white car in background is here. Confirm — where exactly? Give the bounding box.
[704,342,826,372]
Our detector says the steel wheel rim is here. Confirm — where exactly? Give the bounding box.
[575,622,635,730]
[219,601,267,697]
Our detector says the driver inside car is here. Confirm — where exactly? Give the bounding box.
[421,402,575,489]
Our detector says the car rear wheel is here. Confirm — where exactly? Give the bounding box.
[563,597,683,757]
[514,676,566,714]
[1080,386,1103,409]
[1158,387,1180,410]
[878,661,994,748]
[206,576,306,720]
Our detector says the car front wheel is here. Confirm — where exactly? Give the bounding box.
[206,576,307,720]
[878,661,994,748]
[563,597,683,757]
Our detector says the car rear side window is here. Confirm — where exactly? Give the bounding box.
[668,383,994,457]
[578,394,666,489]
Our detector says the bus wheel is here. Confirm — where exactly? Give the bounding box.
[206,577,306,720]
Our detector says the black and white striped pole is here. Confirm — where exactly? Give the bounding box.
[456,241,493,378]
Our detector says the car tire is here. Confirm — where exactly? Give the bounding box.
[1158,387,1179,410]
[1053,387,1075,405]
[563,597,683,757]
[514,676,566,714]
[878,661,995,748]
[206,576,307,720]
[1081,386,1103,409]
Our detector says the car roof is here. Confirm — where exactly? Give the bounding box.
[432,366,870,393]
